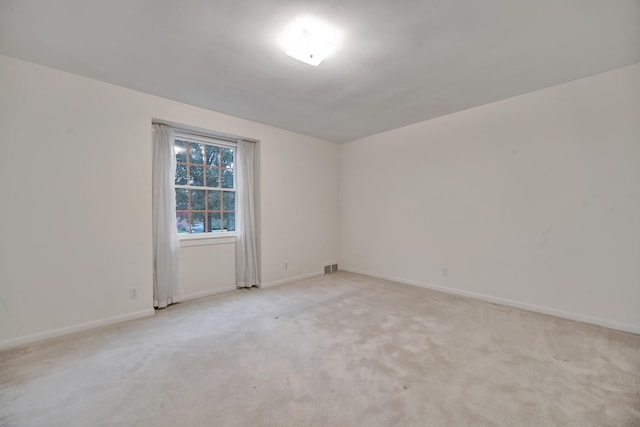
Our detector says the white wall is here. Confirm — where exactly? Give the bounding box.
[178,237,237,301]
[340,63,640,333]
[0,54,339,348]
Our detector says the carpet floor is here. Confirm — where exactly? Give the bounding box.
[1,272,639,426]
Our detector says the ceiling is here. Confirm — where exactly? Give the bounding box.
[1,1,639,143]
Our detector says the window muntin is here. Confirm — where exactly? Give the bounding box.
[174,137,236,234]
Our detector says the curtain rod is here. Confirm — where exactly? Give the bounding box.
[153,122,257,144]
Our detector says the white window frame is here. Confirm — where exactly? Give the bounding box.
[174,131,237,240]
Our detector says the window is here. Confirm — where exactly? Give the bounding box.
[174,134,236,235]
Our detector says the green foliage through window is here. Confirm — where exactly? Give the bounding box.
[174,137,236,234]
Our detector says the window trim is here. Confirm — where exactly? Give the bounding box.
[174,131,237,149]
[173,132,237,237]
[178,232,236,245]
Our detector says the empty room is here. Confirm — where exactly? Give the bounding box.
[1,0,639,426]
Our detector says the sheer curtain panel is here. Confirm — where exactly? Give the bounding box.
[236,140,259,288]
[152,124,179,308]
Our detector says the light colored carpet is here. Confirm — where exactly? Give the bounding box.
[1,272,639,426]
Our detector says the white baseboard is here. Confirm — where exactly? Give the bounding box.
[260,271,324,289]
[0,308,156,352]
[178,286,237,302]
[341,267,640,335]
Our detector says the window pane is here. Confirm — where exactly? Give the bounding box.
[190,165,204,186]
[191,189,206,210]
[206,167,219,188]
[175,164,188,185]
[223,191,235,210]
[221,169,234,188]
[191,212,205,233]
[206,145,220,166]
[221,148,234,169]
[223,212,235,232]
[208,190,221,210]
[176,212,189,234]
[175,188,189,210]
[189,142,204,164]
[175,140,188,163]
[208,212,222,232]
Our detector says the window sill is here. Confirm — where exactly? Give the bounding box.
[178,233,237,247]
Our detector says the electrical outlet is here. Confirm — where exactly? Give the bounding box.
[129,288,138,299]
[443,268,448,278]
[284,262,288,270]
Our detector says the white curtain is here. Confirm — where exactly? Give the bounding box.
[236,140,259,288]
[152,124,179,308]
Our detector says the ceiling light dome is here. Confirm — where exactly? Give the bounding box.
[279,15,343,66]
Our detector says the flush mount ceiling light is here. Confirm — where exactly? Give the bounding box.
[279,15,343,66]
